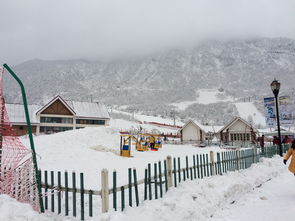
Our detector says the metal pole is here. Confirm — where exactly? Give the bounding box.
[3,64,44,212]
[0,97,4,178]
[275,95,283,156]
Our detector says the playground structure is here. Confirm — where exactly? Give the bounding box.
[119,132,163,157]
[0,64,44,212]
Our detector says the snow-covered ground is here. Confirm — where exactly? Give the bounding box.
[6,114,291,221]
[20,118,213,189]
[235,102,266,127]
[2,156,294,221]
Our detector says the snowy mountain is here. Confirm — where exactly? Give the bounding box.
[4,37,295,125]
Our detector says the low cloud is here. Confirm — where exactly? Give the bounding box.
[1,0,295,64]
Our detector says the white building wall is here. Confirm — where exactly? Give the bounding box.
[182,122,201,141]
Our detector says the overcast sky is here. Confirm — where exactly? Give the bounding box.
[1,0,295,65]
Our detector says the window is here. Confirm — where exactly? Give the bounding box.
[40,117,73,124]
[40,126,73,134]
[231,133,251,141]
[76,119,105,125]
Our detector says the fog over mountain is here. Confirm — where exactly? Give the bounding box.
[4,37,295,125]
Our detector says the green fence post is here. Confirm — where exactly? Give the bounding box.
[221,152,225,173]
[154,163,158,199]
[164,160,168,192]
[193,155,196,179]
[44,171,48,210]
[178,157,181,183]
[196,155,200,179]
[200,155,203,178]
[121,186,125,211]
[206,154,210,176]
[186,156,189,179]
[128,168,132,207]
[80,173,84,221]
[148,164,152,200]
[203,154,207,177]
[113,170,117,211]
[144,168,147,200]
[57,171,61,214]
[72,172,76,217]
[173,158,177,187]
[133,169,139,206]
[65,171,69,216]
[50,171,54,213]
[89,190,93,217]
[158,161,163,198]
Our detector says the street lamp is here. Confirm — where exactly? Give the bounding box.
[270,79,282,156]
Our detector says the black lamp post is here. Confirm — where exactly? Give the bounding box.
[270,79,283,156]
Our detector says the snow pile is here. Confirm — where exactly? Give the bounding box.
[103,156,288,221]
[0,195,71,221]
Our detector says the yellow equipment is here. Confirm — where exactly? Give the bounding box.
[137,136,149,151]
[120,135,133,157]
[155,136,162,149]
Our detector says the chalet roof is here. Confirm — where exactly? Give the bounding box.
[37,95,110,119]
[179,119,205,132]
[217,116,258,133]
[6,103,41,124]
[180,119,223,134]
[6,95,110,124]
[36,95,76,115]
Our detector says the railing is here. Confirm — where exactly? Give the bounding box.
[39,144,289,220]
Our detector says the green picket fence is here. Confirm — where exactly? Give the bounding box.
[39,144,289,220]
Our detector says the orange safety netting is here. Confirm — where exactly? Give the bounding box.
[0,67,40,212]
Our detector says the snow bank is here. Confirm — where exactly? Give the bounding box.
[0,195,72,221]
[103,156,286,221]
[20,119,215,189]
[1,156,292,221]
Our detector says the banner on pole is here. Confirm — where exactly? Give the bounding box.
[263,96,293,128]
[264,97,276,128]
[279,96,293,127]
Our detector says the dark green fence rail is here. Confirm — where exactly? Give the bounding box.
[40,144,289,220]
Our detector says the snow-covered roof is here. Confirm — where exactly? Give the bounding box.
[179,120,205,132]
[217,116,258,133]
[6,103,41,124]
[37,95,110,119]
[180,119,224,134]
[67,101,110,119]
[6,95,110,125]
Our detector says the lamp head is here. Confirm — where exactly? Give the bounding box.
[271,78,280,97]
